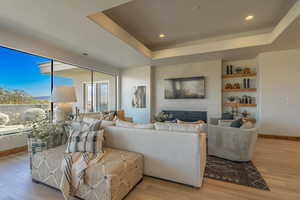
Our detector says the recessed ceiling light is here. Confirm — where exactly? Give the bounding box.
[245,15,254,21]
[159,34,166,38]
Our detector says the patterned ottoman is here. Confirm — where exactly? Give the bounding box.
[31,145,143,200]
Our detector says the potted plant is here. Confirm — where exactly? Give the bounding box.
[227,96,236,103]
[26,113,66,153]
[153,112,171,122]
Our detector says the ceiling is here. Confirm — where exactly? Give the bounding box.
[0,0,151,69]
[0,0,300,71]
[104,0,297,50]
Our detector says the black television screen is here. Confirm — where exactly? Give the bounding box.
[164,76,205,99]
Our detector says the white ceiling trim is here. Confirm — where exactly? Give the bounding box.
[152,32,271,59]
[270,0,300,41]
[88,12,152,58]
[93,0,300,61]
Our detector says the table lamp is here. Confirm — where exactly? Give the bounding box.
[51,85,77,122]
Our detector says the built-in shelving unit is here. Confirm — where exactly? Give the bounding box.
[222,59,259,122]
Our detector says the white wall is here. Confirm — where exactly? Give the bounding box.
[121,66,152,123]
[153,60,222,121]
[258,49,300,136]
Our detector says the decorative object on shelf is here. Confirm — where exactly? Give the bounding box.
[132,85,146,108]
[243,79,247,88]
[241,110,250,118]
[164,77,205,99]
[226,65,230,75]
[243,68,251,74]
[227,96,236,103]
[243,78,251,88]
[52,85,77,122]
[230,65,233,74]
[238,95,255,104]
[235,67,243,74]
[233,83,241,89]
[225,83,233,89]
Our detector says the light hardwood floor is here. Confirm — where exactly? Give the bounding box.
[0,138,299,200]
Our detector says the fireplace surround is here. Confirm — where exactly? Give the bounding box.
[163,110,207,123]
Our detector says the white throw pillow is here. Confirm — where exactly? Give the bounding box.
[116,120,135,128]
[154,122,171,131]
[116,120,154,129]
[101,120,116,127]
[82,117,102,131]
[154,122,204,133]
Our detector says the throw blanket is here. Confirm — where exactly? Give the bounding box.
[60,152,104,200]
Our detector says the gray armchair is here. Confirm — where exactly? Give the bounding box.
[207,125,258,162]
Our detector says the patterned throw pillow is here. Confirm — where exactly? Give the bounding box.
[99,111,116,121]
[66,129,104,153]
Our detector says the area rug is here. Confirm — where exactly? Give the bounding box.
[204,155,270,191]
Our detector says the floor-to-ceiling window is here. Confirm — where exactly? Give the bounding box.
[0,46,117,136]
[41,61,116,114]
[0,46,51,135]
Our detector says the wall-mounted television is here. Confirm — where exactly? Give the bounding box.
[164,76,205,99]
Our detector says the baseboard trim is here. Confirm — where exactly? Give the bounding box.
[0,146,27,157]
[258,134,300,141]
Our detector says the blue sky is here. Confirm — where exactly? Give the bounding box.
[0,46,72,97]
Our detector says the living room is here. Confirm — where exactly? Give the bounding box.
[0,0,300,200]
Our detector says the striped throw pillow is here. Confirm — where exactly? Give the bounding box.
[66,129,104,153]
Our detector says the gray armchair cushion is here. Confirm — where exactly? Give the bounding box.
[208,125,257,162]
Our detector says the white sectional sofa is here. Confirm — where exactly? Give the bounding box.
[103,126,207,188]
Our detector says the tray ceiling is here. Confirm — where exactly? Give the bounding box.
[104,0,297,50]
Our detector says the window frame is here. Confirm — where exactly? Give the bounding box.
[82,80,109,113]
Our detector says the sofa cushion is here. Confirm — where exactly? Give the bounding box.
[116,120,154,129]
[70,118,102,132]
[154,122,205,133]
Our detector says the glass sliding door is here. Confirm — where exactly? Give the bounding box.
[93,71,116,112]
[95,81,109,112]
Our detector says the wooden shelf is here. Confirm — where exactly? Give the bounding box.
[224,103,257,107]
[222,73,256,78]
[223,88,256,92]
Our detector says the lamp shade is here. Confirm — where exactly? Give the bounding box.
[51,85,77,103]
